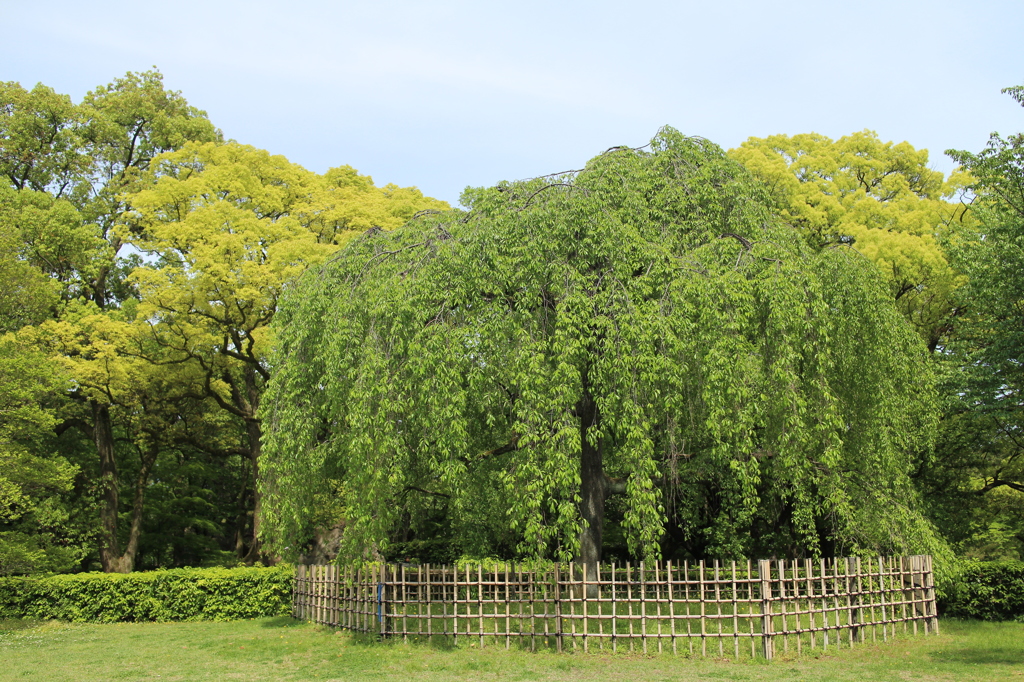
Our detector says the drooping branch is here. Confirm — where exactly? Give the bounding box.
[514,183,576,212]
[465,435,521,463]
[402,485,451,499]
[719,232,753,250]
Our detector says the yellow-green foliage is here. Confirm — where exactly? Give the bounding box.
[124,140,450,411]
[0,566,293,622]
[730,131,973,350]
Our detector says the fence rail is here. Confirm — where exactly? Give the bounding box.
[293,555,937,658]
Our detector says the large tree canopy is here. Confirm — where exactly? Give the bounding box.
[123,140,448,562]
[1,71,450,573]
[945,87,1024,405]
[262,129,940,567]
[730,131,972,352]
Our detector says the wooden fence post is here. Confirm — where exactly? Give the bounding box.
[582,561,589,653]
[846,557,859,645]
[758,559,773,661]
[293,564,301,620]
[555,564,563,653]
[924,555,938,635]
[378,564,387,638]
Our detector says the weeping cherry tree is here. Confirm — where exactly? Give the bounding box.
[259,129,941,573]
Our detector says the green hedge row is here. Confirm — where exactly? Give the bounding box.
[4,560,1023,623]
[940,560,1024,621]
[0,566,293,622]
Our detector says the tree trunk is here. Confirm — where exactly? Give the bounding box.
[577,383,604,597]
[241,417,266,564]
[117,444,159,573]
[96,402,159,574]
[94,401,123,573]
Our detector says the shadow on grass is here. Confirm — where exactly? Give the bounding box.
[930,648,1024,666]
[271,616,583,653]
[340,631,462,651]
[0,619,50,632]
[269,616,776,658]
[256,616,460,650]
[257,616,309,629]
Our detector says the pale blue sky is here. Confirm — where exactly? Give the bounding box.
[4,0,1022,205]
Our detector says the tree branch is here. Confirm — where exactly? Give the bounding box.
[719,232,753,250]
[402,485,450,499]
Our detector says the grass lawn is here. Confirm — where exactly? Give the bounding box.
[1,616,1021,681]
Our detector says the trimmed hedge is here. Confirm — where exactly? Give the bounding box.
[941,560,1024,621]
[6,560,1015,623]
[0,566,293,622]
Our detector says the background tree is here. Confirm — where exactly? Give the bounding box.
[0,71,448,572]
[0,196,58,331]
[261,129,943,578]
[927,86,1024,559]
[0,81,89,196]
[126,141,448,561]
[0,333,78,575]
[0,71,221,571]
[730,131,972,351]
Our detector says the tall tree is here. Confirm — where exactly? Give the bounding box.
[0,70,220,572]
[126,141,448,561]
[730,131,972,351]
[930,86,1024,558]
[261,129,942,578]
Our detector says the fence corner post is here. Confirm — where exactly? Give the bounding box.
[924,555,939,635]
[758,559,773,661]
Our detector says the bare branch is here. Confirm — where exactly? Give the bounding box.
[515,183,575,212]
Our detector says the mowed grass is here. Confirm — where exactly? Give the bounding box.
[0,617,1022,681]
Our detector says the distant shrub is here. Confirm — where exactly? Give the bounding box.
[941,560,1024,621]
[0,565,292,622]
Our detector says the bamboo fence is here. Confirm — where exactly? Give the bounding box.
[292,555,937,658]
